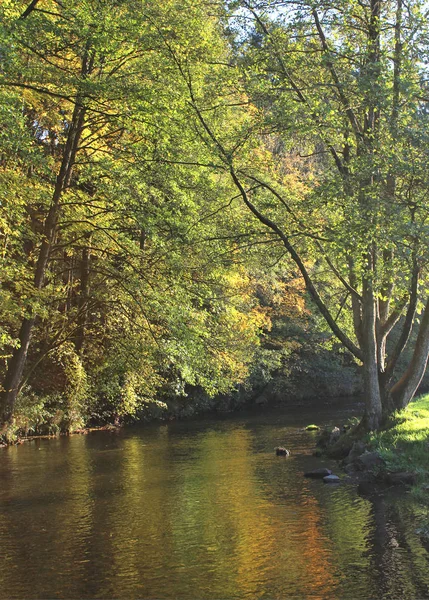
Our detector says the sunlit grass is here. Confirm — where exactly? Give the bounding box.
[369,394,429,499]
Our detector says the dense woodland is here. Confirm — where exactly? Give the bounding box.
[1,0,429,440]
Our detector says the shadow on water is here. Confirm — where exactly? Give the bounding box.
[0,397,428,599]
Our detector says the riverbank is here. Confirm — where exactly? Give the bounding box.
[0,423,122,448]
[367,394,429,503]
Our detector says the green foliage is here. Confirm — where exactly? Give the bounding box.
[13,389,59,437]
[12,343,88,435]
[52,343,88,431]
[0,0,275,433]
[4,0,429,438]
[369,394,429,499]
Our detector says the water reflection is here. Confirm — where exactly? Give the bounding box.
[0,402,428,599]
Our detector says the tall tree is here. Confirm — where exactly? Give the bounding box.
[169,0,429,430]
[0,0,268,431]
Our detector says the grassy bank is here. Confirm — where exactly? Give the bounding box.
[368,394,429,502]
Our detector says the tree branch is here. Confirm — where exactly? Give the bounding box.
[19,0,39,19]
[242,1,348,178]
[312,9,363,141]
[230,168,363,360]
[239,171,362,300]
[385,255,419,380]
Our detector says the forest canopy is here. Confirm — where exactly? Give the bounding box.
[1,0,429,438]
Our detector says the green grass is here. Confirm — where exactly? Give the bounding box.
[369,394,429,501]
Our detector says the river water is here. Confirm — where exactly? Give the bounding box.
[0,397,428,599]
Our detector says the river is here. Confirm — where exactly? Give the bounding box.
[0,397,428,599]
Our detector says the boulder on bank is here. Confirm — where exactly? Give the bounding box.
[357,470,416,496]
[342,450,385,474]
[304,468,332,478]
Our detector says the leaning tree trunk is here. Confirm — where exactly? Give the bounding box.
[390,297,429,410]
[0,101,87,428]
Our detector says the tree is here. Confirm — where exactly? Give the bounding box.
[0,0,269,432]
[168,0,429,430]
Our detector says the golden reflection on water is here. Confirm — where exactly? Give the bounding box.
[0,412,429,599]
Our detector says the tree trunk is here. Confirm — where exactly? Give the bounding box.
[390,297,429,410]
[361,274,383,430]
[0,319,35,425]
[0,100,87,428]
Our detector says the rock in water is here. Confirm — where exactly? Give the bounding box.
[275,447,290,456]
[305,424,320,431]
[323,474,340,483]
[304,468,332,478]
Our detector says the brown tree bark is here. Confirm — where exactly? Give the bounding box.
[361,260,383,430]
[390,298,429,410]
